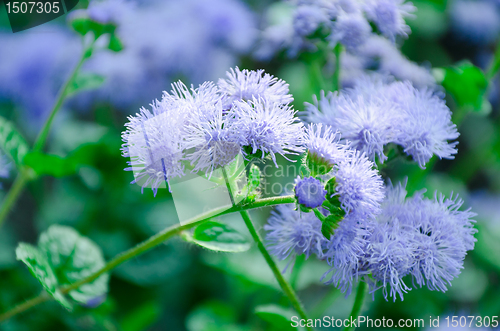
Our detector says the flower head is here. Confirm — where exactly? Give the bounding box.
[295,176,327,208]
[306,77,456,168]
[330,12,371,51]
[230,98,304,165]
[121,104,185,196]
[304,123,350,175]
[365,181,477,300]
[364,0,415,41]
[218,67,293,109]
[293,5,330,36]
[322,214,372,295]
[389,82,459,168]
[182,101,241,174]
[306,88,396,163]
[410,192,477,291]
[264,204,326,263]
[332,151,385,217]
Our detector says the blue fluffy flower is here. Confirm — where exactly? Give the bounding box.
[121,101,186,196]
[389,82,459,168]
[218,67,293,109]
[293,5,330,36]
[365,181,477,300]
[330,12,372,50]
[322,213,372,295]
[364,0,415,41]
[304,123,350,174]
[294,176,327,208]
[410,192,477,292]
[305,77,458,168]
[305,84,396,163]
[332,151,385,217]
[182,99,241,174]
[229,98,304,165]
[264,204,326,263]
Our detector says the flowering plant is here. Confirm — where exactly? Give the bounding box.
[0,0,499,330]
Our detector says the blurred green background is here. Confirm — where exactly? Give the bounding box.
[0,0,500,330]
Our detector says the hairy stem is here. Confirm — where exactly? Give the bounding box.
[240,210,314,331]
[343,282,367,331]
[0,292,50,323]
[221,167,313,331]
[0,196,295,322]
[33,41,92,152]
[0,41,93,229]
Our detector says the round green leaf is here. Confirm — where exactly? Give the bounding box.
[16,243,72,310]
[186,221,251,253]
[38,225,109,305]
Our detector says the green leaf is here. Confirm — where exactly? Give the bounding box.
[0,116,30,167]
[16,243,72,310]
[67,73,105,97]
[68,13,117,39]
[241,164,261,202]
[321,214,339,239]
[440,62,488,111]
[184,221,251,253]
[23,152,78,177]
[255,304,296,331]
[16,226,109,309]
[108,33,124,52]
[38,225,109,305]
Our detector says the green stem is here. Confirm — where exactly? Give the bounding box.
[311,60,327,92]
[0,168,30,228]
[0,196,295,322]
[33,42,92,152]
[333,43,343,91]
[343,282,367,331]
[221,167,313,331]
[290,254,305,289]
[0,292,50,323]
[0,41,93,229]
[486,42,500,81]
[240,210,314,331]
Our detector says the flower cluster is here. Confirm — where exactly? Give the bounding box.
[256,0,415,59]
[267,180,476,301]
[267,123,385,284]
[121,67,303,195]
[341,35,436,89]
[305,75,459,168]
[364,181,476,300]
